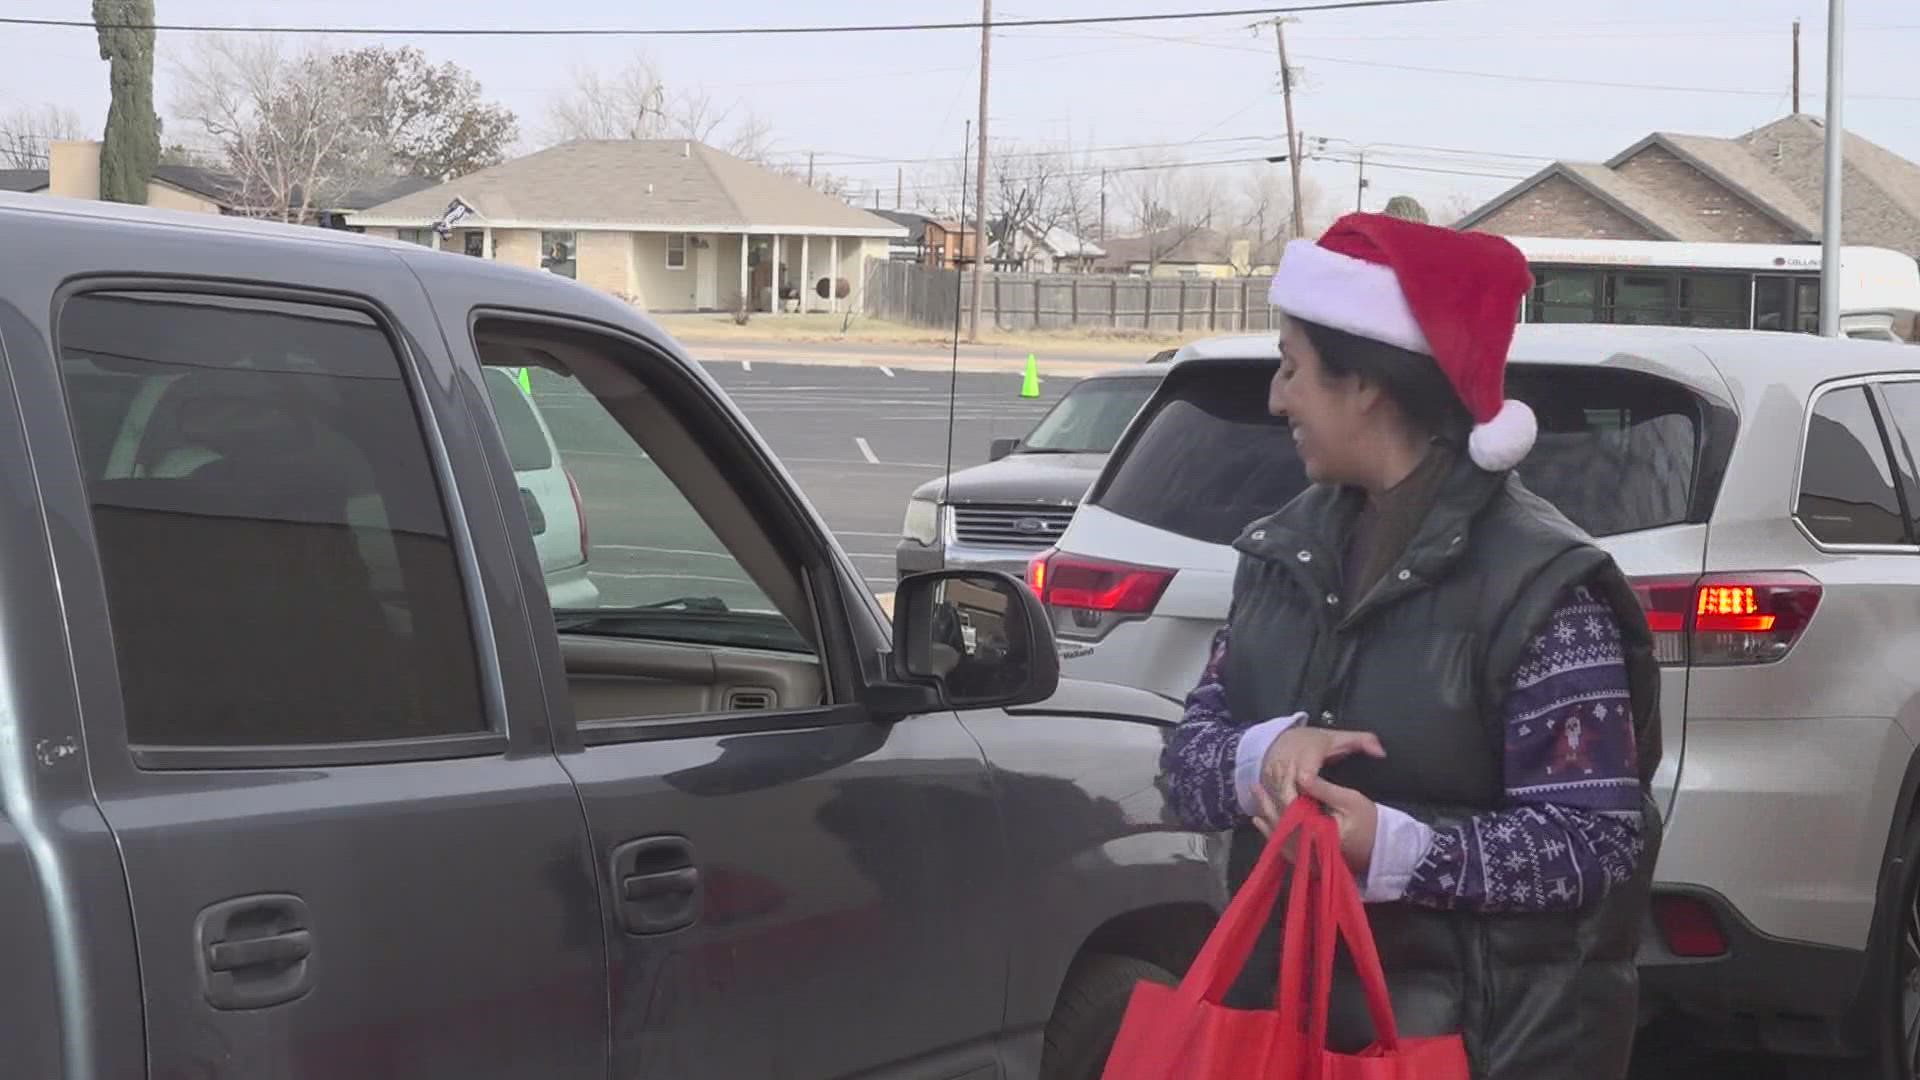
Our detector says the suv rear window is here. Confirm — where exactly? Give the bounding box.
[1092,365,1305,546]
[1092,361,1709,546]
[482,368,555,471]
[1508,366,1702,538]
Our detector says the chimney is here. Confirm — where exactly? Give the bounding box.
[683,141,691,158]
[49,140,103,201]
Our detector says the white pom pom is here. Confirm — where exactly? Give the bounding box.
[1468,399,1537,472]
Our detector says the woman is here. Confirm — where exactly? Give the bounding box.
[1160,213,1662,1080]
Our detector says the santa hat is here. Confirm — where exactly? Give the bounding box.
[1267,213,1537,472]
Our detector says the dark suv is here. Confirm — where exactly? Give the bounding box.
[0,193,1224,1080]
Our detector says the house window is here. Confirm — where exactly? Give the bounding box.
[463,232,485,258]
[667,233,688,270]
[396,228,432,247]
[541,231,577,279]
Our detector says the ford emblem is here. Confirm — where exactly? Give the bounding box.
[1015,517,1045,534]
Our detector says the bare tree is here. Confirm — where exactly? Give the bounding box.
[170,34,385,222]
[543,54,777,164]
[0,104,86,169]
[1436,190,1485,228]
[1121,156,1221,275]
[1230,164,1329,270]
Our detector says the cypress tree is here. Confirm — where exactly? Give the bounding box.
[95,0,159,204]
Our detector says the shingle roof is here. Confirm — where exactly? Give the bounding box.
[1461,114,1920,257]
[1097,227,1240,267]
[151,164,239,203]
[323,175,437,211]
[0,169,48,193]
[351,140,906,235]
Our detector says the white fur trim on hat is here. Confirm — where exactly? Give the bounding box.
[1268,238,1431,356]
[1468,399,1537,472]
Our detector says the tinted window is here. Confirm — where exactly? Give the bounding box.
[1509,366,1702,537]
[1021,377,1158,454]
[58,292,486,746]
[1796,386,1906,545]
[1094,365,1306,545]
[482,367,555,471]
[1858,381,1920,536]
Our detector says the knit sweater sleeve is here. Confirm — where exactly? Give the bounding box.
[1398,586,1646,913]
[1158,627,1251,833]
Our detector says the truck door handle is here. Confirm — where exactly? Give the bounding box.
[194,894,315,1010]
[610,836,701,935]
[208,929,313,972]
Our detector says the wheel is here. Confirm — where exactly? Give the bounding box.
[1880,823,1920,1079]
[1039,954,1175,1080]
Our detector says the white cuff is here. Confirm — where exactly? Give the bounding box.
[1361,805,1435,903]
[1233,712,1307,817]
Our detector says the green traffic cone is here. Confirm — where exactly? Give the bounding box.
[1021,354,1041,398]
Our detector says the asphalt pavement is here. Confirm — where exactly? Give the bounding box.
[701,360,1075,589]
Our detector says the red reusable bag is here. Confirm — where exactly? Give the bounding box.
[1100,801,1471,1080]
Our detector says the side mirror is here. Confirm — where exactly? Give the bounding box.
[988,437,1020,462]
[892,570,1060,710]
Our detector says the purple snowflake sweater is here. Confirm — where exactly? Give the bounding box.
[1162,585,1644,913]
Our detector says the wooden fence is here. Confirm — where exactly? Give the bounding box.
[862,259,1281,335]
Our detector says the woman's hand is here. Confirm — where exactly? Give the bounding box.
[1259,726,1386,807]
[1298,774,1378,876]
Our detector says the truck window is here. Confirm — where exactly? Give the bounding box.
[56,291,487,746]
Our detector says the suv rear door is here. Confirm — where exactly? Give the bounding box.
[14,224,605,1077]
[439,297,1011,1079]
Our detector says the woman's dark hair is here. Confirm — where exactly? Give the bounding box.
[1296,318,1474,445]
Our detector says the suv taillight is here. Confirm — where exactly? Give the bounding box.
[1630,572,1822,667]
[1027,550,1174,615]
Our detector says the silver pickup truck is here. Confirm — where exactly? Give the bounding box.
[0,192,1225,1080]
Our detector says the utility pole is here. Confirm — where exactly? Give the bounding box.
[967,0,992,342]
[1792,18,1802,114]
[1268,18,1307,238]
[807,152,816,188]
[1355,149,1369,212]
[896,167,903,210]
[1819,0,1845,337]
[1098,168,1113,242]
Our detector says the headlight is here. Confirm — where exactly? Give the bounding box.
[902,498,942,546]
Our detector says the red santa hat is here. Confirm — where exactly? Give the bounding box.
[1266,212,1537,472]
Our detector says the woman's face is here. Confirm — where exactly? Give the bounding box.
[1270,318,1374,486]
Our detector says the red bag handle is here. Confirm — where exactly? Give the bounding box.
[1271,809,1406,1078]
[1178,798,1325,1004]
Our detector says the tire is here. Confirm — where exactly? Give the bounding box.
[1873,823,1920,1079]
[1040,954,1176,1080]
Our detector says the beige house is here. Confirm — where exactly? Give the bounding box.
[350,140,907,314]
[27,140,235,214]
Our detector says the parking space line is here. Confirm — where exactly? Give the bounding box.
[741,359,752,372]
[855,437,880,464]
[879,366,895,378]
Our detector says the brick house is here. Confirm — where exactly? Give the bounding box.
[1461,115,1920,259]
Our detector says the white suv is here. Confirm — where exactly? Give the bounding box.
[481,366,599,611]
[1030,324,1920,1074]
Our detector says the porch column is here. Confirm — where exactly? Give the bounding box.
[482,226,494,259]
[800,235,812,314]
[830,236,841,313]
[769,234,781,315]
[740,233,750,312]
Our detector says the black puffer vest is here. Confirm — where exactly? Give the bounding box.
[1221,458,1663,1080]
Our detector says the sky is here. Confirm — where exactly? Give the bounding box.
[4,0,1918,229]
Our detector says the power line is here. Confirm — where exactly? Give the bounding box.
[2,0,1463,38]
[1294,53,1920,102]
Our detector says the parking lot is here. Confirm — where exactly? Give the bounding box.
[702,360,1078,590]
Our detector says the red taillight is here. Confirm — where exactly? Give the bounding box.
[1629,572,1822,667]
[1652,894,1728,958]
[566,470,590,565]
[1027,551,1174,615]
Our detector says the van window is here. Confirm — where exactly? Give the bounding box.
[1021,376,1158,455]
[57,291,487,746]
[1796,385,1907,546]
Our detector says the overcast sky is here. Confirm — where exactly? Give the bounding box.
[4,0,1917,224]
